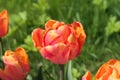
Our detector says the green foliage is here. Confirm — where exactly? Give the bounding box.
[21,35,37,52]
[0,0,120,80]
[72,68,81,80]
[105,16,120,36]
[92,0,108,10]
[10,11,27,26]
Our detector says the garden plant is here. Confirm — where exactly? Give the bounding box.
[0,0,120,80]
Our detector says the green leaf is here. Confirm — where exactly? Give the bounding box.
[21,35,37,52]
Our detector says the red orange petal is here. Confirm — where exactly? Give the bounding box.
[45,20,64,29]
[40,43,69,64]
[32,28,45,50]
[15,47,30,73]
[45,20,56,29]
[107,59,120,74]
[82,71,92,80]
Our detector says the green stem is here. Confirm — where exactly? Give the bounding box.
[0,38,4,69]
[68,61,73,80]
[59,65,64,80]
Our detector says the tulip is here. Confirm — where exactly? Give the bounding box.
[0,47,30,80]
[82,59,120,80]
[32,20,86,64]
[95,59,120,80]
[0,10,8,38]
[82,71,92,80]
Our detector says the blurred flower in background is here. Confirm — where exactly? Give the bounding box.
[0,10,8,38]
[0,47,30,80]
[82,59,120,80]
[82,71,92,80]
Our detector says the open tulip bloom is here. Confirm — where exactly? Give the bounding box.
[82,59,120,80]
[32,20,86,64]
[0,10,8,38]
[0,47,30,80]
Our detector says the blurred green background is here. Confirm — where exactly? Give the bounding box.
[0,0,120,80]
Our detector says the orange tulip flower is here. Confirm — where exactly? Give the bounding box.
[95,59,120,80]
[32,20,86,64]
[0,47,30,80]
[0,10,8,38]
[82,71,92,80]
[82,59,120,80]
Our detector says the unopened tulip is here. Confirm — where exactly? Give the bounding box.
[0,10,8,38]
[82,71,92,80]
[32,20,86,64]
[0,47,30,80]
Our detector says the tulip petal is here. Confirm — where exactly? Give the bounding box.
[71,22,86,50]
[71,22,85,38]
[107,59,120,79]
[0,69,9,80]
[82,71,92,80]
[40,43,70,64]
[32,28,45,50]
[67,34,79,60]
[52,21,64,29]
[2,55,25,80]
[45,20,64,30]
[45,20,56,29]
[107,59,120,74]
[44,30,59,45]
[44,25,71,46]
[56,25,71,42]
[15,47,30,73]
[95,63,113,80]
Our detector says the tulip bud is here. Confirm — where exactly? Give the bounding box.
[0,10,8,38]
